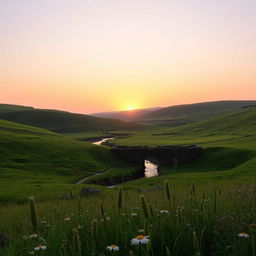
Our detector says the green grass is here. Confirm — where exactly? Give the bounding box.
[0,119,127,203]
[1,181,256,255]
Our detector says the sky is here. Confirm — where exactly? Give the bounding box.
[1,0,256,114]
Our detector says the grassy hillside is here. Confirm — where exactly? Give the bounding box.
[113,107,256,146]
[0,119,125,203]
[138,100,256,126]
[0,104,141,133]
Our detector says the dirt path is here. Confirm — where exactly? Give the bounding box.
[75,167,115,184]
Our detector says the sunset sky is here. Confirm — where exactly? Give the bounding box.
[1,0,256,113]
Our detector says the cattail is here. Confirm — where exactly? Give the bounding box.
[192,184,196,195]
[100,201,105,216]
[192,231,200,256]
[29,196,38,231]
[117,187,123,210]
[140,195,149,219]
[100,202,107,231]
[73,229,82,256]
[91,219,97,240]
[149,204,154,217]
[165,180,171,202]
[70,190,73,199]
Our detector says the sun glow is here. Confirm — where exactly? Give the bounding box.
[126,106,135,111]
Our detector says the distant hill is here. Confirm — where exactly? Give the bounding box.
[91,107,161,121]
[0,103,33,114]
[137,100,256,126]
[0,104,141,133]
[176,106,256,135]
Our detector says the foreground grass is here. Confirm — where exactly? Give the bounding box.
[1,181,256,255]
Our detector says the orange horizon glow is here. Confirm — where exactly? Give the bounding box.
[1,0,256,114]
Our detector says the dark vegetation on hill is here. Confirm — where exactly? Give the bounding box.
[0,104,141,133]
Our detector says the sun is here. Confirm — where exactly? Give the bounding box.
[126,106,134,111]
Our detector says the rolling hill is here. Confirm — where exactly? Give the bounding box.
[0,104,141,133]
[0,119,124,203]
[140,101,256,123]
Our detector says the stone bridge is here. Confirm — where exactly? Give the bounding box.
[110,145,202,165]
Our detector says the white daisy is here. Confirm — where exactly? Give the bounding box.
[160,210,169,214]
[131,235,150,245]
[34,245,47,251]
[238,232,249,238]
[64,217,71,222]
[106,244,119,251]
[131,213,137,217]
[40,220,47,224]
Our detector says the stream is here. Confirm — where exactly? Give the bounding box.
[76,140,160,187]
[92,137,114,145]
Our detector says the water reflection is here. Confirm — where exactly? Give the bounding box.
[93,137,114,145]
[144,159,159,178]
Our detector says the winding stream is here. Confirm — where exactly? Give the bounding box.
[75,140,160,186]
[92,137,114,145]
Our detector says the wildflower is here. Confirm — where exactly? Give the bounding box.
[28,251,35,255]
[106,244,120,251]
[160,210,169,214]
[131,213,137,217]
[121,213,126,216]
[131,235,150,245]
[238,232,249,238]
[40,220,47,224]
[34,245,47,251]
[138,229,144,233]
[29,234,38,239]
[22,235,29,240]
[77,224,83,229]
[64,217,71,222]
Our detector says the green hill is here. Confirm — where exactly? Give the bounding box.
[113,107,256,149]
[0,104,141,133]
[138,100,256,126]
[0,119,123,203]
[0,103,33,114]
[176,106,256,135]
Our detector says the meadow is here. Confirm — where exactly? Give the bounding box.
[0,103,256,255]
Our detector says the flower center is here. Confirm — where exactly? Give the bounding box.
[110,245,117,248]
[136,235,144,240]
